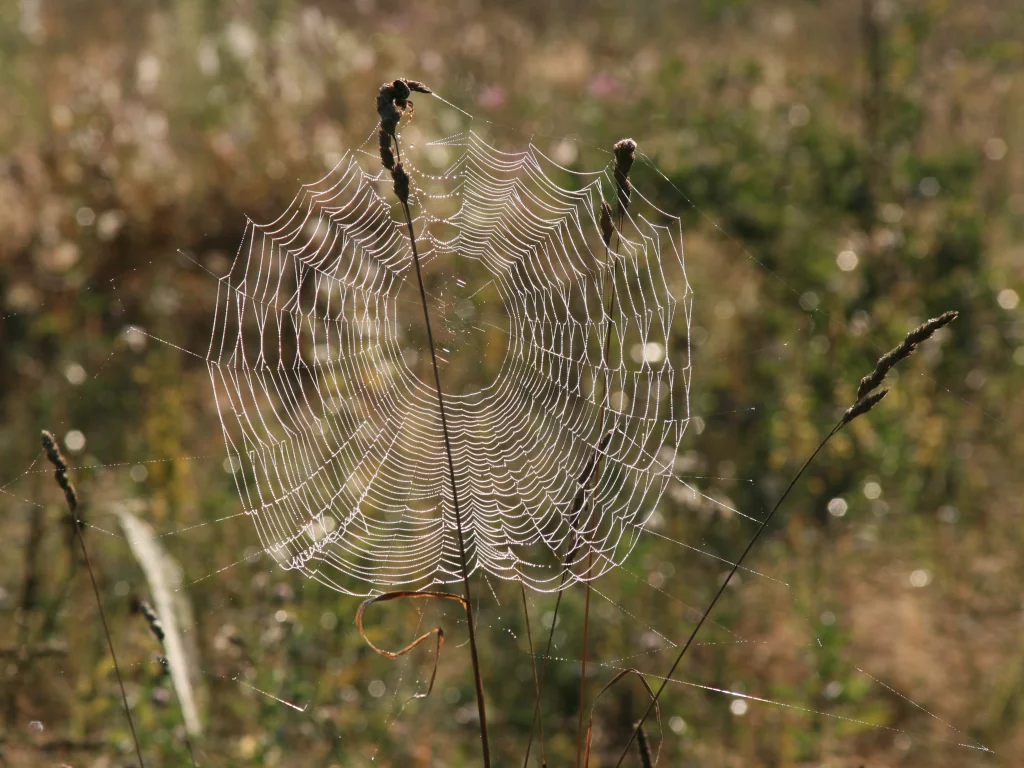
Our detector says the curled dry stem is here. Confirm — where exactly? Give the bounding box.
[583,668,662,768]
[355,590,469,701]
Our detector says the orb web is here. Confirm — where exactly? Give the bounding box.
[208,124,692,596]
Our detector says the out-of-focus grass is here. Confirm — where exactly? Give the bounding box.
[1,1,1022,765]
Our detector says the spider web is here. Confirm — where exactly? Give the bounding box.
[207,121,692,597]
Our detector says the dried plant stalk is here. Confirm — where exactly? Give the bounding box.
[577,138,636,767]
[375,79,491,766]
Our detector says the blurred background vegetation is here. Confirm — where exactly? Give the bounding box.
[1,0,1022,765]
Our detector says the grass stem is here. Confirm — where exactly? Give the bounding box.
[613,422,843,766]
[577,198,624,766]
[41,431,145,767]
[520,584,546,763]
[398,193,491,767]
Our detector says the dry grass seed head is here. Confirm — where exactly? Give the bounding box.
[600,200,615,247]
[41,430,78,516]
[841,388,890,427]
[134,598,166,643]
[379,130,396,170]
[376,78,432,136]
[613,138,637,214]
[377,78,431,204]
[856,310,958,399]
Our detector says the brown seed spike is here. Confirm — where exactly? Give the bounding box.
[391,164,410,204]
[405,80,433,95]
[842,388,889,427]
[856,310,959,399]
[613,138,637,173]
[906,310,959,346]
[392,78,412,104]
[377,78,432,139]
[599,201,615,247]
[379,130,396,171]
[636,722,654,768]
[41,430,78,516]
[376,82,403,136]
[613,138,637,215]
[136,599,166,643]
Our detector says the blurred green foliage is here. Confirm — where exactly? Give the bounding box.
[1,1,1023,766]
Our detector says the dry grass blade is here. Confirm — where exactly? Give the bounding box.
[583,668,662,768]
[355,591,469,700]
[118,508,203,744]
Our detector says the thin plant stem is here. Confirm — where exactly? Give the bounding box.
[520,584,546,762]
[77,534,146,767]
[576,207,622,766]
[613,421,843,766]
[577,579,594,768]
[397,185,491,766]
[41,431,145,767]
[526,200,623,768]
[523,569,568,767]
[6,503,44,726]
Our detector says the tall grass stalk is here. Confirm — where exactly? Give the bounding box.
[614,312,957,765]
[525,142,635,768]
[378,78,492,766]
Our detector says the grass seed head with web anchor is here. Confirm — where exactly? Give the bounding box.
[377,78,431,204]
[853,310,959,401]
[613,310,961,766]
[613,138,637,216]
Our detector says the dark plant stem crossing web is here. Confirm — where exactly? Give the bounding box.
[576,202,624,766]
[399,192,492,766]
[376,78,492,765]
